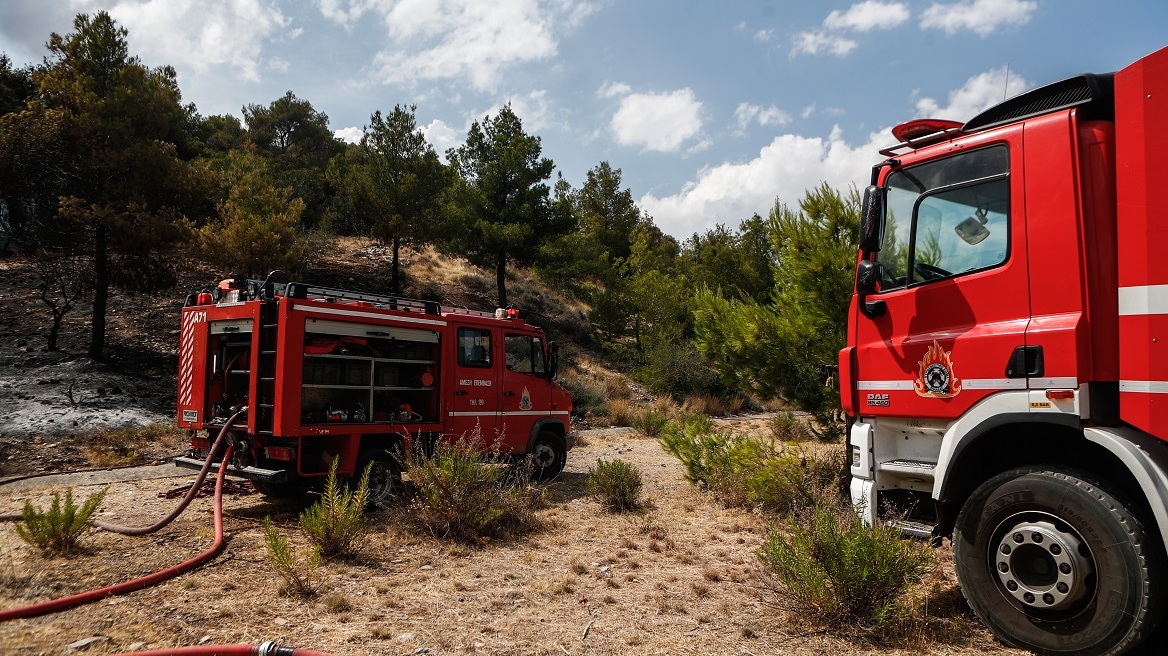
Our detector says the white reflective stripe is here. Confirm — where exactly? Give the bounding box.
[1028,377,1078,389]
[301,305,447,327]
[857,380,915,390]
[1119,284,1168,316]
[1120,380,1168,393]
[961,378,1027,390]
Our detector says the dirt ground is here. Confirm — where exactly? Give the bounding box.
[0,417,1020,656]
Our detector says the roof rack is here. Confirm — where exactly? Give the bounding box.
[223,275,504,319]
[283,281,441,315]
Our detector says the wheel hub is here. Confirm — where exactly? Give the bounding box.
[993,517,1092,611]
[532,444,555,467]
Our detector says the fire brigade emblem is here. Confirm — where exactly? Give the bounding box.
[914,340,962,398]
[520,387,532,410]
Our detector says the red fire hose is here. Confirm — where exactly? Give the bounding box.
[0,443,235,622]
[93,410,245,535]
[114,641,334,656]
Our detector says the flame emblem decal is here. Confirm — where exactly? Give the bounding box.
[914,340,962,398]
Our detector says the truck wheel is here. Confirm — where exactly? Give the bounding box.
[356,449,402,505]
[952,467,1161,655]
[529,432,566,481]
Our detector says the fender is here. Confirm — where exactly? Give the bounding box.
[933,390,1077,500]
[525,417,573,453]
[1083,426,1168,553]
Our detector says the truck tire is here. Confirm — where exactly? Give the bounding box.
[529,432,566,481]
[952,467,1161,655]
[356,449,402,505]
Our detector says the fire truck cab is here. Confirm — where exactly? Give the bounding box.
[175,276,573,501]
[843,46,1168,654]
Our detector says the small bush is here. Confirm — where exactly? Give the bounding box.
[559,370,608,417]
[587,459,644,512]
[608,398,635,427]
[757,495,933,633]
[300,459,370,559]
[16,488,107,555]
[770,410,812,442]
[631,407,669,437]
[405,435,541,542]
[263,517,320,597]
[659,415,840,513]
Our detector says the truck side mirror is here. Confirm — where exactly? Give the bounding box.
[547,342,560,380]
[856,259,881,295]
[859,185,883,254]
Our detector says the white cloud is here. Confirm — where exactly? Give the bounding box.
[734,102,792,132]
[324,0,596,91]
[824,1,910,32]
[597,81,632,98]
[610,88,704,153]
[642,65,1028,239]
[422,118,459,157]
[754,29,774,42]
[334,126,363,144]
[790,30,858,57]
[792,2,908,58]
[801,104,816,119]
[641,126,887,239]
[110,0,291,82]
[920,0,1037,37]
[913,66,1030,121]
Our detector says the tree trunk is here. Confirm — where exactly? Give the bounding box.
[88,225,108,360]
[391,235,401,295]
[496,255,508,308]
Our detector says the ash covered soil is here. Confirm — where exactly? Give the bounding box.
[0,256,194,475]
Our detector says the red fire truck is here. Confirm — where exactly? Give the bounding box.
[842,46,1168,654]
[174,275,573,502]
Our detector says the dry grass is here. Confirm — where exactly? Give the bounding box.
[80,423,188,468]
[0,418,1014,655]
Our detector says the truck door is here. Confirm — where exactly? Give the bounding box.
[853,140,1031,420]
[450,326,501,443]
[501,332,550,454]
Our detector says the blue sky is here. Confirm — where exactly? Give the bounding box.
[2,1,1166,240]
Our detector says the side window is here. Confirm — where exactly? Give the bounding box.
[911,180,1009,281]
[880,145,1009,290]
[458,328,491,367]
[505,334,546,376]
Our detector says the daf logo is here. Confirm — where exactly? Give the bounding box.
[866,393,890,407]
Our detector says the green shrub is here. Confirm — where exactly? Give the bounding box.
[757,495,933,633]
[630,407,668,437]
[770,410,812,442]
[586,459,644,511]
[405,436,541,542]
[659,415,841,513]
[16,488,107,555]
[263,517,320,597]
[559,370,608,417]
[299,459,370,559]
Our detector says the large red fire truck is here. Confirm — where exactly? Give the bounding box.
[174,275,573,502]
[842,46,1168,654]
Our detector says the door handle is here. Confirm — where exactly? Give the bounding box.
[1005,346,1044,378]
[503,391,515,397]
[455,390,467,396]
